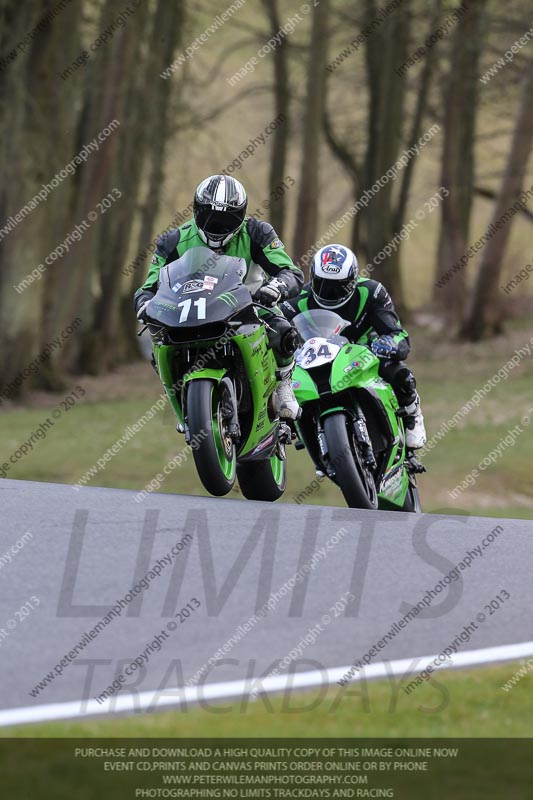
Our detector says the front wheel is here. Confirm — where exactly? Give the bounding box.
[187,380,236,497]
[237,455,286,502]
[323,413,378,509]
[402,481,422,513]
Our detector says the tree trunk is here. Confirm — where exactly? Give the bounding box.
[322,108,362,253]
[394,0,442,230]
[131,0,186,293]
[433,0,487,321]
[363,0,411,307]
[292,0,330,265]
[81,0,153,373]
[460,59,533,340]
[323,1,439,313]
[261,0,290,236]
[46,0,130,374]
[0,1,81,394]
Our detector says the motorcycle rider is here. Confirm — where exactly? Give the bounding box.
[134,174,303,419]
[282,244,427,449]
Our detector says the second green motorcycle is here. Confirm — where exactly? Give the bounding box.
[291,309,424,512]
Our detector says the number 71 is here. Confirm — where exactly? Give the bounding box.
[177,297,206,322]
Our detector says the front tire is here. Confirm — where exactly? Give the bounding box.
[237,455,286,501]
[323,413,378,509]
[403,482,422,513]
[187,380,236,497]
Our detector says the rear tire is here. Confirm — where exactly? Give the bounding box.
[323,413,378,509]
[237,455,286,501]
[187,380,236,497]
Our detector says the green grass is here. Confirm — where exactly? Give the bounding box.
[1,661,531,738]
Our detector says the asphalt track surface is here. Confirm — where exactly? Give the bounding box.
[0,478,532,726]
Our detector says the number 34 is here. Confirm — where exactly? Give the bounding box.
[305,343,331,364]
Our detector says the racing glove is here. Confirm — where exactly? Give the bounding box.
[370,334,400,358]
[135,290,154,322]
[255,277,289,307]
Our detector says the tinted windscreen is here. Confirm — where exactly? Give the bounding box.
[164,246,247,289]
[292,309,350,341]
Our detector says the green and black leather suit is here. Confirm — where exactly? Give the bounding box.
[134,217,304,366]
[282,278,418,406]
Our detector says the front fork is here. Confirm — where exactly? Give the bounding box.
[180,376,240,447]
[220,376,240,440]
[319,408,376,477]
[352,413,377,470]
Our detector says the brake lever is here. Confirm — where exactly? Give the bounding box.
[137,325,148,337]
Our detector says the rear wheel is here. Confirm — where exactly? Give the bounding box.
[187,380,236,496]
[323,413,378,509]
[237,455,286,501]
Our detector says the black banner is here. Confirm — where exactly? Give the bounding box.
[1,738,532,798]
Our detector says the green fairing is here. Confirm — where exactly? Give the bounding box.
[330,346,404,479]
[329,343,381,393]
[295,339,411,509]
[292,366,319,402]
[378,468,410,508]
[183,367,227,383]
[231,327,279,456]
[158,324,279,459]
[335,349,401,454]
[319,406,347,417]
[331,346,402,456]
[153,344,184,425]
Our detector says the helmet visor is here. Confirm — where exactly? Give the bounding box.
[195,206,244,238]
[312,277,356,308]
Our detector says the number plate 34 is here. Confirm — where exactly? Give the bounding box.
[296,337,340,369]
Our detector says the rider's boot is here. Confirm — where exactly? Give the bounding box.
[401,392,427,449]
[274,362,301,420]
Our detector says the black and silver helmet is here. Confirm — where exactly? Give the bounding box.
[193,175,247,249]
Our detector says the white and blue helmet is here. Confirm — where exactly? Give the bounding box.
[311,244,359,309]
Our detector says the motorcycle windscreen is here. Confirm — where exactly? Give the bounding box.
[147,246,250,327]
[292,309,351,341]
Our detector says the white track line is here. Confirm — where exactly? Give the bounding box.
[2,640,533,728]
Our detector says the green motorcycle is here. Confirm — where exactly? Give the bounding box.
[142,246,290,500]
[291,309,423,512]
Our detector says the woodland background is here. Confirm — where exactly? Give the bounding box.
[0,0,531,393]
